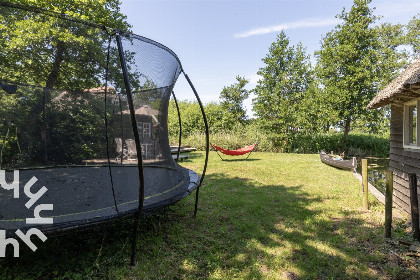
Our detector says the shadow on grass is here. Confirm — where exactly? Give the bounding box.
[0,172,416,279]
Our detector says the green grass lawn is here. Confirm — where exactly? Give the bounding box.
[1,152,419,279]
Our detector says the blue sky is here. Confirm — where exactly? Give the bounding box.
[120,0,420,116]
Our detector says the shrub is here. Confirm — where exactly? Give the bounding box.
[170,129,389,158]
[284,132,389,157]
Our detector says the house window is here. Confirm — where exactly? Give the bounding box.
[404,100,420,148]
[143,123,151,138]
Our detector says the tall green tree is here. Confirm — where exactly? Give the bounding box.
[252,31,313,142]
[0,0,130,91]
[219,76,249,124]
[168,100,236,138]
[407,13,420,56]
[0,0,131,165]
[315,0,406,142]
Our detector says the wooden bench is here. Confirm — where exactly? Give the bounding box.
[172,154,189,162]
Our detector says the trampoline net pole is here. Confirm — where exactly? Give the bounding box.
[103,34,119,213]
[116,32,145,266]
[172,91,182,162]
[182,71,209,217]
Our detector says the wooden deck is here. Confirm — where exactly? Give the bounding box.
[170,146,197,154]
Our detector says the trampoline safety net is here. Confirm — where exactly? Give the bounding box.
[0,1,206,235]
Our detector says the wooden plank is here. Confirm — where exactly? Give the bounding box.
[393,181,411,206]
[404,150,420,160]
[390,167,420,196]
[393,180,410,200]
[390,150,420,161]
[390,168,420,200]
[390,126,403,134]
[409,84,420,91]
[390,160,420,175]
[170,147,197,154]
[170,145,191,149]
[393,179,413,197]
[391,106,404,121]
[394,194,410,214]
[390,142,403,149]
[390,132,403,138]
[353,172,385,205]
[390,166,410,180]
[390,137,403,142]
[390,153,420,169]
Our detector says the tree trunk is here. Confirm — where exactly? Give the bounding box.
[45,40,65,92]
[342,117,351,152]
[42,40,65,164]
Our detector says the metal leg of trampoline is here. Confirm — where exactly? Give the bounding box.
[172,91,182,162]
[130,214,140,266]
[194,186,200,217]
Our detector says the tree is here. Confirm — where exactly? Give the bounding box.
[407,13,420,56]
[297,82,338,133]
[168,100,236,139]
[12,0,129,30]
[0,0,131,165]
[315,0,406,144]
[219,76,249,124]
[0,0,130,91]
[252,31,313,143]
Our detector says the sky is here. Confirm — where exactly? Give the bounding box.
[119,0,420,117]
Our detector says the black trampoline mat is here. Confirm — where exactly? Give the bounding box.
[0,166,199,232]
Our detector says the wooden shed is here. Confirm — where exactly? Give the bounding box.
[368,58,420,217]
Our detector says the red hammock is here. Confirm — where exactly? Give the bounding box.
[212,143,258,160]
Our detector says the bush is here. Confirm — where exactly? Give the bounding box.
[284,132,389,157]
[170,128,389,158]
[169,122,277,152]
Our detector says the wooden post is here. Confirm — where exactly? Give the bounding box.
[362,159,369,210]
[384,170,393,238]
[409,173,420,241]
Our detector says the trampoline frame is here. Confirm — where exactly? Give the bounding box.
[0,0,210,266]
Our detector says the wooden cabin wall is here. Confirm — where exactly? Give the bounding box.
[389,104,420,219]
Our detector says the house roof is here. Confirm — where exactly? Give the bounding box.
[367,58,420,109]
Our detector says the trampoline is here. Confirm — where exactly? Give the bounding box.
[0,1,209,263]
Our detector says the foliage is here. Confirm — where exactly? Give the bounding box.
[169,121,277,153]
[284,132,389,157]
[168,109,389,157]
[168,99,239,138]
[315,0,407,141]
[0,122,22,168]
[219,76,250,124]
[11,0,130,30]
[0,0,130,91]
[252,31,313,140]
[406,13,420,57]
[0,1,131,166]
[294,83,337,134]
